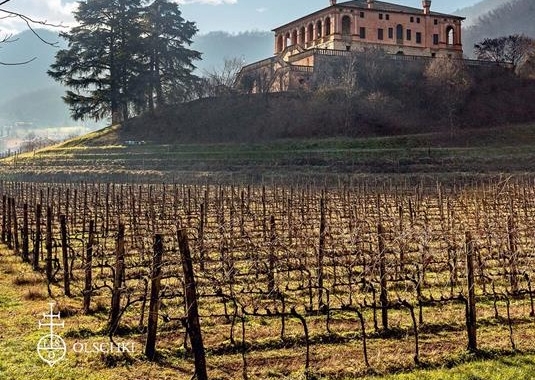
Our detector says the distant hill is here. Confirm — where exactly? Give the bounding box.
[462,0,535,57]
[192,31,273,73]
[454,0,512,27]
[0,28,272,128]
[0,29,64,105]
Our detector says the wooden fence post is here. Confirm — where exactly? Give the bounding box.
[145,234,163,360]
[177,228,208,380]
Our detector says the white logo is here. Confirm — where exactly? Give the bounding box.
[37,303,67,367]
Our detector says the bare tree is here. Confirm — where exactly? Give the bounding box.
[475,35,535,69]
[424,57,472,134]
[203,57,245,96]
[0,0,60,65]
[517,51,535,79]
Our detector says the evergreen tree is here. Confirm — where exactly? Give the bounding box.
[140,0,201,111]
[48,0,200,123]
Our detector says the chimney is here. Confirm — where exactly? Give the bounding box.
[367,0,374,8]
[422,0,431,15]
[330,0,336,5]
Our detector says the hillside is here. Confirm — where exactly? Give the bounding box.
[0,29,272,129]
[193,31,272,72]
[462,0,535,57]
[454,0,512,27]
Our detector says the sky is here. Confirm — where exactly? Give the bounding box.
[0,0,484,36]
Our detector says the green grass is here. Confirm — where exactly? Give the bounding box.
[366,355,535,380]
[2,122,535,184]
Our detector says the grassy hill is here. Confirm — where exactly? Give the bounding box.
[1,53,534,185]
[2,120,535,185]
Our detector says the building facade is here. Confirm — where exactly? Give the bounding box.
[237,0,465,93]
[274,0,463,58]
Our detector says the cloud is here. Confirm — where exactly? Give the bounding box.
[256,7,268,13]
[0,0,78,34]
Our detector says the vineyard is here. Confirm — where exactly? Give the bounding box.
[2,178,535,379]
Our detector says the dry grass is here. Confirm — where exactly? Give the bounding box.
[12,271,44,286]
[23,286,48,301]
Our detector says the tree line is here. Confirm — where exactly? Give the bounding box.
[47,0,201,124]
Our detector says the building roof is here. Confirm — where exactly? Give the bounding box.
[273,0,464,32]
[340,0,464,18]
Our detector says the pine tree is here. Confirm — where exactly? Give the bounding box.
[48,0,200,123]
[139,0,201,112]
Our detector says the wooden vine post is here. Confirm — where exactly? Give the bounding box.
[11,198,19,255]
[268,215,276,294]
[22,203,29,262]
[60,215,71,297]
[177,228,208,380]
[465,231,477,352]
[6,196,12,249]
[83,220,94,314]
[318,192,326,310]
[145,234,163,360]
[1,194,6,243]
[45,206,53,284]
[33,204,42,271]
[109,223,125,335]
[378,223,389,331]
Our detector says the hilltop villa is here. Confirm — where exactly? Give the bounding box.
[237,0,465,93]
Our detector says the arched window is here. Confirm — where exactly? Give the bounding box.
[307,23,314,42]
[316,20,323,38]
[299,26,306,45]
[285,32,291,47]
[291,30,298,46]
[396,24,403,43]
[276,35,283,53]
[446,26,455,45]
[325,17,331,35]
[342,15,351,36]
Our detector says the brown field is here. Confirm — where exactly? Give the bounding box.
[1,178,535,379]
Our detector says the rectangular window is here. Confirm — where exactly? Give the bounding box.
[360,11,365,18]
[386,14,390,20]
[410,16,414,22]
[416,32,422,44]
[388,27,393,39]
[360,27,366,39]
[406,29,412,41]
[433,34,439,45]
[417,17,421,24]
[379,13,383,20]
[434,19,438,25]
[378,28,384,40]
